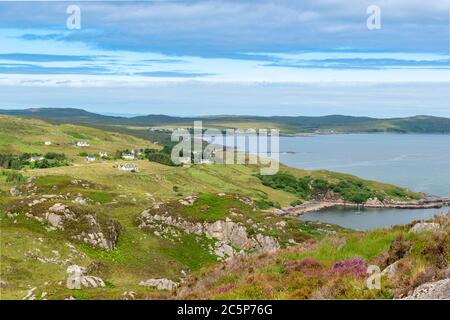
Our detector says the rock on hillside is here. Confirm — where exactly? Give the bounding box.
[404,278,450,300]
[6,200,121,251]
[138,211,280,260]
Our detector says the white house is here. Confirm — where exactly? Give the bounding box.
[121,153,135,160]
[29,156,44,162]
[118,163,138,171]
[86,156,96,162]
[76,141,90,147]
[44,141,52,146]
[99,151,108,158]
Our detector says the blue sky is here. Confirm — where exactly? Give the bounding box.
[0,0,449,117]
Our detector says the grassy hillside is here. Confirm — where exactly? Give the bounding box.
[1,108,450,134]
[0,116,440,300]
[179,213,450,299]
[0,115,159,158]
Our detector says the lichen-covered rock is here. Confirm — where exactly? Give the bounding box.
[381,261,400,278]
[403,278,450,299]
[12,201,121,251]
[139,278,178,291]
[9,187,20,196]
[365,197,384,206]
[138,209,280,257]
[66,265,105,289]
[204,219,252,249]
[73,197,88,205]
[409,222,440,233]
[214,241,237,260]
[255,233,280,252]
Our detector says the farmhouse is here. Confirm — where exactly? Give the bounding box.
[131,149,143,156]
[99,151,108,158]
[122,153,135,160]
[118,163,138,172]
[29,156,44,162]
[76,141,90,147]
[86,156,96,162]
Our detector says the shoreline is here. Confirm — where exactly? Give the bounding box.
[276,196,450,217]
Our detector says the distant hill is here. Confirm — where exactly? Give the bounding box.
[1,108,450,134]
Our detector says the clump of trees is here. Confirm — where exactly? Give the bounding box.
[1,170,25,184]
[256,172,380,204]
[0,152,68,170]
[143,147,179,167]
[115,144,180,167]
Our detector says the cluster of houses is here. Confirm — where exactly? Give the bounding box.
[121,149,143,160]
[85,151,110,162]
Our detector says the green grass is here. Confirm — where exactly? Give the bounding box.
[284,229,403,262]
[159,233,218,271]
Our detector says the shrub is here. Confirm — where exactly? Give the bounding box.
[284,258,324,276]
[386,235,411,265]
[254,199,280,209]
[332,258,367,277]
[421,232,449,268]
[290,199,304,206]
[2,170,25,184]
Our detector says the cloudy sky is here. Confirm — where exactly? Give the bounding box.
[0,0,449,117]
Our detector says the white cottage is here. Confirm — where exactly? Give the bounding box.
[86,156,96,162]
[29,156,44,162]
[76,141,90,147]
[121,153,135,160]
[118,163,138,171]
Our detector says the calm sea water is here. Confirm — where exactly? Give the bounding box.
[276,134,450,229]
[279,134,450,197]
[300,206,450,231]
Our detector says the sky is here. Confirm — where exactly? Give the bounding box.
[0,0,449,117]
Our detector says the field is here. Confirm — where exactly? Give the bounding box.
[0,116,446,300]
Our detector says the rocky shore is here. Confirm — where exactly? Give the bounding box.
[276,196,450,217]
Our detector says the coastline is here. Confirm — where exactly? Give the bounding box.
[275,196,450,217]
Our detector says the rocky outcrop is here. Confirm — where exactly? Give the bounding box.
[381,261,400,279]
[66,265,105,289]
[179,196,197,206]
[9,187,20,196]
[403,278,450,300]
[46,203,120,251]
[7,201,121,251]
[204,219,253,249]
[138,211,280,258]
[139,278,178,291]
[278,196,450,217]
[409,222,441,233]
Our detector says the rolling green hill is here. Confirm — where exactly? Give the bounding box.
[0,116,446,300]
[1,108,450,134]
